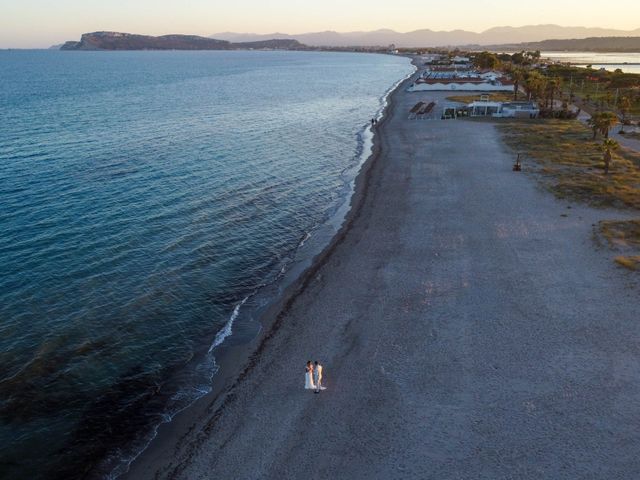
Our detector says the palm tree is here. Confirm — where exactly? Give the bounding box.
[619,96,631,133]
[524,71,547,102]
[545,77,562,110]
[588,113,602,140]
[511,69,524,101]
[600,138,619,174]
[597,112,619,139]
[588,112,619,140]
[605,92,614,108]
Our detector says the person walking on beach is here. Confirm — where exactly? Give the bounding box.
[313,360,324,393]
[305,361,315,390]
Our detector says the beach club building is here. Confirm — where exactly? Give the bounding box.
[408,68,514,92]
[500,101,540,118]
[467,100,540,118]
[408,78,513,92]
[468,101,503,116]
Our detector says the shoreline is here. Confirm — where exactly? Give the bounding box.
[124,57,640,479]
[117,56,418,479]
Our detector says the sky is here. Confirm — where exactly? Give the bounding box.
[1,0,640,48]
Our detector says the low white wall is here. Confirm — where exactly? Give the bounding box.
[408,83,513,92]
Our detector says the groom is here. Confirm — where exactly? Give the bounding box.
[313,360,323,394]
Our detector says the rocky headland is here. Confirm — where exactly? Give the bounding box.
[60,32,304,51]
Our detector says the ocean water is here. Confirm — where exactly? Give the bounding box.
[542,51,640,74]
[0,50,412,479]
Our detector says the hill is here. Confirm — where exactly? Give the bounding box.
[60,32,303,51]
[211,25,640,48]
[483,36,640,52]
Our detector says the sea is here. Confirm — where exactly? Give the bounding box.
[541,51,640,74]
[0,50,413,479]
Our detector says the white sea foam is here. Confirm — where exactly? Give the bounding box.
[208,295,250,353]
[98,53,415,480]
[299,231,312,247]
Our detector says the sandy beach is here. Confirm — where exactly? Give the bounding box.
[124,61,640,480]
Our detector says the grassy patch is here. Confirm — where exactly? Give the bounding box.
[561,85,640,117]
[497,120,640,209]
[499,119,640,272]
[599,221,640,272]
[599,220,640,249]
[614,255,640,271]
[446,92,525,104]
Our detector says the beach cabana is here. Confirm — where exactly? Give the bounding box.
[468,101,502,117]
[500,102,540,118]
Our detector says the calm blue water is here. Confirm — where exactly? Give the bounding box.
[0,50,412,479]
[542,51,640,74]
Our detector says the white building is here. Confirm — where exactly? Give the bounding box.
[408,79,513,92]
[467,101,540,118]
[478,71,502,81]
[468,101,503,116]
[408,67,514,92]
[452,56,470,64]
[500,102,540,118]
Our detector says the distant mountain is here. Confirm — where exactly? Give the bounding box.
[59,28,640,52]
[60,32,303,51]
[211,25,640,47]
[478,26,640,45]
[483,36,640,52]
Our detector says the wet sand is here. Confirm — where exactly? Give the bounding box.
[125,65,640,479]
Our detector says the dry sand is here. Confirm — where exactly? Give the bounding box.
[124,65,640,480]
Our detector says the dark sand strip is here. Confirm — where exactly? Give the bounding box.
[125,65,640,480]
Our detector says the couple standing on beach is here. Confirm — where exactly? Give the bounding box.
[305,360,325,394]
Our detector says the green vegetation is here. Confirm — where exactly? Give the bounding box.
[493,50,541,67]
[473,51,501,69]
[600,138,620,175]
[614,256,640,271]
[602,219,640,271]
[494,67,576,117]
[599,220,640,249]
[499,120,640,271]
[421,48,640,271]
[543,64,640,117]
[432,50,640,121]
[464,51,640,120]
[600,220,640,271]
[588,112,619,140]
[471,51,542,72]
[498,120,640,209]
[619,96,633,131]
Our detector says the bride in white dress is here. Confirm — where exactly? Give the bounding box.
[305,361,316,390]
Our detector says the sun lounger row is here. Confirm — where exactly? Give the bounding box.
[409,101,436,117]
